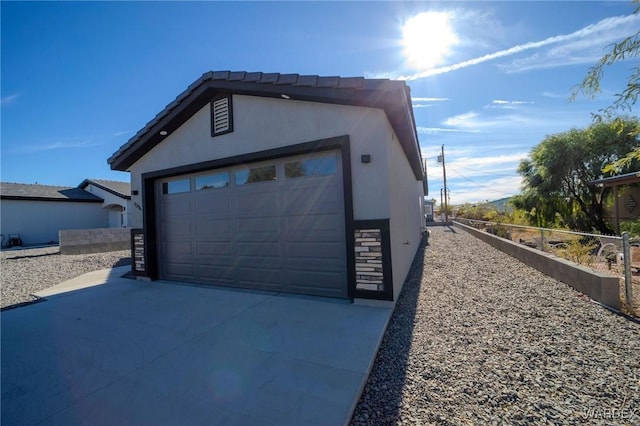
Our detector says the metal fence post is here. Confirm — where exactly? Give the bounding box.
[540,228,545,252]
[622,232,633,308]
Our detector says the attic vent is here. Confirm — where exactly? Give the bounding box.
[210,95,233,137]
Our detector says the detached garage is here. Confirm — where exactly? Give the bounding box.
[109,71,427,302]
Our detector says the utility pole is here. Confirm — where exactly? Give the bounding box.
[437,145,449,223]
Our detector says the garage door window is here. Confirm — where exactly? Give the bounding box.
[284,155,337,178]
[162,179,190,194]
[236,165,277,185]
[196,172,230,190]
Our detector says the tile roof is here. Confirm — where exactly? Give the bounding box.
[0,182,103,202]
[78,179,131,199]
[108,70,423,181]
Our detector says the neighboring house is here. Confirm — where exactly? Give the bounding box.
[108,70,427,302]
[424,199,436,222]
[591,171,640,234]
[78,179,131,227]
[0,179,131,246]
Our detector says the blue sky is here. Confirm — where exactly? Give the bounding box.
[2,1,638,204]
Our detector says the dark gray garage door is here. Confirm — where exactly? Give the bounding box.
[156,151,347,298]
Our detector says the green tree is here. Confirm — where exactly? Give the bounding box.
[573,0,640,173]
[514,119,640,233]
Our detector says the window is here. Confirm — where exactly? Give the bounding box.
[211,95,233,137]
[236,165,277,185]
[162,179,190,194]
[285,155,337,178]
[196,172,229,190]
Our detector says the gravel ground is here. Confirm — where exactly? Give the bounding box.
[351,225,639,425]
[1,247,131,309]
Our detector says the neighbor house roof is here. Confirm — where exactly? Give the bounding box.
[108,70,424,180]
[78,179,131,199]
[0,182,103,202]
[589,171,640,187]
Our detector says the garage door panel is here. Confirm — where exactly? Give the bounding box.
[161,199,192,217]
[198,265,235,282]
[157,150,347,298]
[196,256,234,268]
[160,220,193,237]
[285,231,343,243]
[197,242,233,256]
[236,191,279,216]
[236,217,279,233]
[162,241,193,258]
[287,270,344,294]
[236,242,280,257]
[235,256,282,269]
[165,262,195,278]
[284,214,341,233]
[196,219,232,236]
[282,185,340,214]
[237,267,281,287]
[286,242,344,260]
[194,193,230,215]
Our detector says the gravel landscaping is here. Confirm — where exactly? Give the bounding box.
[351,225,639,425]
[1,247,131,309]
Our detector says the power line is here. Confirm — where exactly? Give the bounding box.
[447,166,518,197]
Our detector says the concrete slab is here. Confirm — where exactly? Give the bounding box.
[33,266,131,298]
[1,269,391,426]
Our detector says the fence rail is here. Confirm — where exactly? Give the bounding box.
[453,218,639,316]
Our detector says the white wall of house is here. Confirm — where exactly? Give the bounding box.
[386,124,424,299]
[0,200,108,245]
[84,184,130,227]
[128,95,395,228]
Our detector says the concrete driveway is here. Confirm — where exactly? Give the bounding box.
[1,270,391,426]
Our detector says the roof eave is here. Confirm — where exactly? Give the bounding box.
[109,75,424,180]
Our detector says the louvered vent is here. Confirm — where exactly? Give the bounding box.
[211,96,233,136]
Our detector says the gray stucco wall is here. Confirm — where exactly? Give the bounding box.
[1,200,108,245]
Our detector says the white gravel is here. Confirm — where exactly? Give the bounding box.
[351,225,640,425]
[1,247,131,309]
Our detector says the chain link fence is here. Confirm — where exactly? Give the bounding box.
[455,218,640,317]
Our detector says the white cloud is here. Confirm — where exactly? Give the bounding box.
[442,112,479,127]
[486,99,535,109]
[1,94,19,105]
[540,91,567,99]
[412,97,449,102]
[412,97,449,108]
[396,13,640,80]
[446,175,523,205]
[417,126,483,134]
[448,152,527,170]
[491,99,533,105]
[13,139,99,153]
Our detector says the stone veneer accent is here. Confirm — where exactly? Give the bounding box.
[355,228,384,291]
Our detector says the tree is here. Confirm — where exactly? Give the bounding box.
[573,0,640,173]
[514,119,640,233]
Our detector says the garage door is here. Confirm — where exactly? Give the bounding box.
[156,151,348,298]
